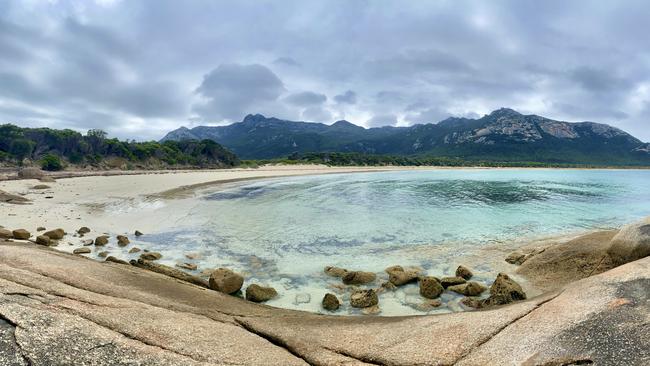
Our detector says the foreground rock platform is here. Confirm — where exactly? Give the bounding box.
[0,241,648,365]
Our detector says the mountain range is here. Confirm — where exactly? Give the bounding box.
[161,108,650,165]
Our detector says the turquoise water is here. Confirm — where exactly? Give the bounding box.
[143,169,650,314]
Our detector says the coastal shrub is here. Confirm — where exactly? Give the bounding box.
[40,154,64,171]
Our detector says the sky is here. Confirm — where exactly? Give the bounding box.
[1,0,649,141]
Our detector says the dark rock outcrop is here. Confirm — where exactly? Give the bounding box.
[350,289,378,308]
[419,276,444,299]
[322,293,340,311]
[208,268,244,294]
[245,284,278,302]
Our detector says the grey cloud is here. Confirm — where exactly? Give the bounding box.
[334,90,357,104]
[284,91,327,107]
[302,106,332,122]
[367,114,398,127]
[194,63,286,121]
[274,57,300,67]
[406,107,451,124]
[569,66,634,93]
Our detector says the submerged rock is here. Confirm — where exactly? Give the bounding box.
[414,299,443,312]
[505,251,527,265]
[245,284,278,302]
[35,235,51,246]
[94,236,109,246]
[608,217,650,265]
[440,276,466,288]
[140,252,162,261]
[128,247,141,253]
[105,256,129,265]
[342,271,376,285]
[455,265,474,280]
[37,227,46,231]
[294,293,311,305]
[73,247,91,254]
[322,293,340,311]
[12,229,30,240]
[44,228,65,240]
[32,184,50,190]
[419,276,444,299]
[324,266,348,277]
[77,227,91,235]
[361,305,381,315]
[98,251,109,258]
[134,230,143,237]
[448,281,487,296]
[81,239,94,246]
[116,235,130,246]
[176,262,198,271]
[350,289,378,308]
[209,268,244,294]
[131,259,208,288]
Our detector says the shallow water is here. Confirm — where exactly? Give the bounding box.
[95,169,650,315]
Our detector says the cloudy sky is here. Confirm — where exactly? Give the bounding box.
[1,0,649,141]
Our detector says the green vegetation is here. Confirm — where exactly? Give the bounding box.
[0,124,240,169]
[249,152,650,169]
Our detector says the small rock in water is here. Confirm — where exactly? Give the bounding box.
[128,247,141,253]
[294,293,311,305]
[73,247,91,254]
[485,273,526,306]
[420,276,444,299]
[350,289,378,308]
[140,252,162,261]
[505,251,527,265]
[98,251,109,258]
[361,305,381,315]
[455,265,474,280]
[32,184,50,190]
[245,284,278,302]
[105,256,129,265]
[387,266,419,286]
[381,281,398,291]
[0,229,12,239]
[81,239,94,246]
[414,299,443,312]
[12,229,31,240]
[36,227,46,231]
[440,276,466,288]
[342,271,376,285]
[94,236,109,246]
[185,253,200,260]
[116,235,130,246]
[44,228,65,240]
[209,268,244,294]
[134,230,143,237]
[176,262,198,271]
[324,266,348,277]
[77,227,91,235]
[35,235,51,246]
[448,281,487,296]
[322,293,340,311]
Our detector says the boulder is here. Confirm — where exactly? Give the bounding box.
[140,252,162,261]
[77,227,91,235]
[128,247,141,253]
[94,236,109,246]
[607,217,650,265]
[387,266,419,286]
[455,265,473,280]
[0,229,12,239]
[342,271,376,285]
[245,284,278,302]
[35,235,51,246]
[105,256,129,265]
[98,251,109,258]
[419,276,444,299]
[448,281,487,296]
[17,167,44,179]
[505,251,527,265]
[44,228,65,240]
[486,273,527,306]
[131,259,208,288]
[73,247,91,254]
[176,262,198,270]
[350,289,378,308]
[12,229,30,240]
[208,268,244,294]
[32,184,50,190]
[116,235,130,246]
[322,293,340,311]
[134,230,143,237]
[324,266,348,277]
[440,276,466,288]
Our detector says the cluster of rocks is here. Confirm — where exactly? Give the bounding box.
[320,264,527,314]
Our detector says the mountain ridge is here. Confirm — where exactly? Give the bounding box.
[161,108,649,164]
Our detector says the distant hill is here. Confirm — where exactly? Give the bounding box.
[161,108,650,165]
[0,125,239,170]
